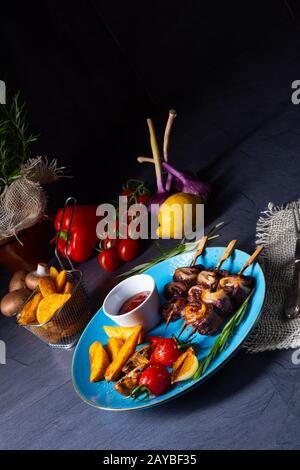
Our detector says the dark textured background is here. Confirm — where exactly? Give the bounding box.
[1,0,300,450]
[0,0,293,207]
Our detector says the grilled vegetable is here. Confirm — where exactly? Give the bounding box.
[122,345,152,374]
[114,365,147,396]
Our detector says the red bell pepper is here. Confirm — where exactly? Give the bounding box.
[55,205,99,263]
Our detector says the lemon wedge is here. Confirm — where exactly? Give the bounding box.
[171,347,199,383]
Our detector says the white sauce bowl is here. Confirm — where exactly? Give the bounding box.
[103,274,160,331]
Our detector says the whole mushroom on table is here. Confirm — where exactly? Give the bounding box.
[0,263,50,317]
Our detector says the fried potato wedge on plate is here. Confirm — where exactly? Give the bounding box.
[90,341,110,382]
[103,325,144,344]
[106,337,124,361]
[105,325,143,382]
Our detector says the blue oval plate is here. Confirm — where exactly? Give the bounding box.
[71,247,265,411]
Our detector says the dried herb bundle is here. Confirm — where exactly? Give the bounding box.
[0,91,38,193]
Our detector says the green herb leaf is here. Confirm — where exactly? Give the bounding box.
[0,91,38,193]
[193,291,254,381]
[118,223,224,279]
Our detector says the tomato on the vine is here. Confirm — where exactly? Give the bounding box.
[152,337,181,367]
[98,249,120,272]
[137,194,149,205]
[102,237,120,251]
[118,239,140,262]
[138,365,171,396]
[120,188,134,200]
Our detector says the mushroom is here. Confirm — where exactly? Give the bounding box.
[9,270,28,292]
[1,288,31,317]
[163,281,187,299]
[173,266,200,287]
[25,263,50,291]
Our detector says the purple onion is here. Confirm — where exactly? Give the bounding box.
[162,162,211,202]
[147,191,170,216]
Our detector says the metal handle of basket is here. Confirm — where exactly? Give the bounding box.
[55,196,77,271]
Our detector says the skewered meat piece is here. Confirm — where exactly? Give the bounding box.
[201,288,232,317]
[218,275,254,305]
[164,281,188,300]
[122,345,152,374]
[197,269,230,290]
[114,365,147,396]
[173,266,202,287]
[197,270,219,290]
[160,296,187,322]
[182,302,223,335]
[187,285,203,303]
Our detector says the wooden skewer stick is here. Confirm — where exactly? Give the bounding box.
[238,245,264,275]
[178,320,189,338]
[179,239,237,338]
[190,235,208,267]
[167,235,208,332]
[185,326,198,341]
[215,239,237,270]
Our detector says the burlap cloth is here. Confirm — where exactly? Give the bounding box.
[245,200,300,352]
[0,156,64,243]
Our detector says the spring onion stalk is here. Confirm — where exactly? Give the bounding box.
[118,222,224,279]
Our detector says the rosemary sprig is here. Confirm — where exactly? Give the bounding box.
[118,222,224,278]
[193,290,254,380]
[0,91,38,192]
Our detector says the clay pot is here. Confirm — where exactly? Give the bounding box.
[0,218,55,273]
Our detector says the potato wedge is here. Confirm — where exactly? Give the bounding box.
[36,293,71,324]
[105,325,143,382]
[63,281,74,294]
[50,266,59,279]
[106,337,124,361]
[18,292,42,325]
[55,270,67,293]
[103,325,144,344]
[38,277,56,297]
[90,341,110,382]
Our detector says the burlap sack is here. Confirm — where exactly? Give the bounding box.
[244,201,300,352]
[0,156,64,243]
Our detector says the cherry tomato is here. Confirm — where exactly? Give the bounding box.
[120,188,134,200]
[118,239,140,262]
[147,336,165,346]
[137,194,149,205]
[98,249,120,272]
[152,338,181,367]
[138,365,171,396]
[102,237,120,251]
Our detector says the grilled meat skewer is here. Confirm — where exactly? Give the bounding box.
[164,281,188,299]
[201,288,232,317]
[161,296,187,323]
[182,302,223,336]
[173,266,202,287]
[218,275,254,305]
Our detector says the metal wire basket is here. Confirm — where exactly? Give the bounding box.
[17,197,92,349]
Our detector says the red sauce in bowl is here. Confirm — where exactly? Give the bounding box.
[119,291,150,315]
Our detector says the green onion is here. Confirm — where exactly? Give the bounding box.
[193,290,254,380]
[118,222,224,279]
